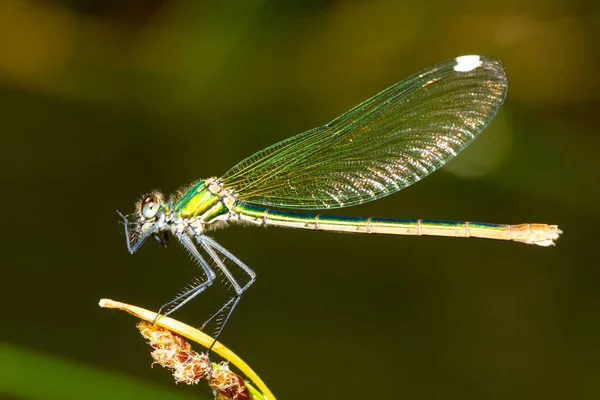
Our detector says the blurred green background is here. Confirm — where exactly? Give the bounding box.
[1,0,599,399]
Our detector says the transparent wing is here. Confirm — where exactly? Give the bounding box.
[221,55,507,210]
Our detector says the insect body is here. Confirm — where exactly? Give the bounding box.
[119,55,561,346]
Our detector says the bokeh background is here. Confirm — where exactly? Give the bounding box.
[2,0,599,399]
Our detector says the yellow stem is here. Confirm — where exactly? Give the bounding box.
[99,298,275,400]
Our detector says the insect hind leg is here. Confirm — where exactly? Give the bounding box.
[197,235,256,349]
[202,235,256,292]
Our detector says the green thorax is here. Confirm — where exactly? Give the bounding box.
[172,180,229,221]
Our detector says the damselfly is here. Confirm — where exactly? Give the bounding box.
[118,55,561,346]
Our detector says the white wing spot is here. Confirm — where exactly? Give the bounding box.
[454,55,482,72]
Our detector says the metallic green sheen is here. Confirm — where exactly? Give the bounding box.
[175,182,221,218]
[173,181,205,210]
[234,204,508,231]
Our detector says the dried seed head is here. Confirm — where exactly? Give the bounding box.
[137,321,250,399]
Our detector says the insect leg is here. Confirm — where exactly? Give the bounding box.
[155,232,216,320]
[196,235,256,349]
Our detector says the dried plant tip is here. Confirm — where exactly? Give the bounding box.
[137,321,251,399]
[100,299,274,400]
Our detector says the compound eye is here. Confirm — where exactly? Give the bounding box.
[141,195,160,219]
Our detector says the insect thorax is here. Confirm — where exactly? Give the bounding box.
[169,178,236,232]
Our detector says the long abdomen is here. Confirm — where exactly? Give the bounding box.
[233,204,561,247]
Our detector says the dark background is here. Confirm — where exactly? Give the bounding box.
[1,1,599,399]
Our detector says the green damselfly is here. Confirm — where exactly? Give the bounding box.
[118,55,561,346]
